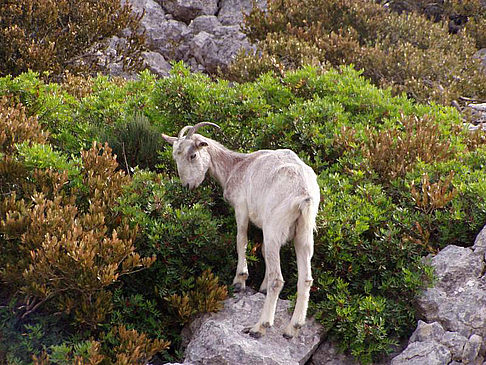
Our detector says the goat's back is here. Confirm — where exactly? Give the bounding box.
[227,149,319,236]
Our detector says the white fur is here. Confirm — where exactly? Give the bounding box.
[163,130,320,338]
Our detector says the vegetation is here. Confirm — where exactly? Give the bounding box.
[0,0,145,79]
[1,64,486,363]
[228,0,486,105]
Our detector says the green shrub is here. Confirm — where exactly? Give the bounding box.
[2,66,486,363]
[99,113,163,172]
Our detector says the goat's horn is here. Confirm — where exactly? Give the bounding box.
[185,122,220,139]
[178,125,193,139]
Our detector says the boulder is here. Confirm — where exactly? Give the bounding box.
[218,0,267,26]
[182,291,323,365]
[390,341,451,365]
[395,226,486,364]
[416,244,486,339]
[307,341,358,365]
[474,48,486,70]
[161,0,218,23]
[142,51,171,76]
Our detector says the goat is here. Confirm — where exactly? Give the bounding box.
[162,122,320,339]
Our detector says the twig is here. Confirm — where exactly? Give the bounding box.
[122,142,131,175]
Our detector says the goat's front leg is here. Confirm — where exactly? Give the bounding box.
[232,209,249,292]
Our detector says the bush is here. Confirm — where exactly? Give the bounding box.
[2,66,486,362]
[228,0,486,105]
[0,0,145,79]
[99,113,164,172]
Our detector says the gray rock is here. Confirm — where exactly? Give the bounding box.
[218,0,266,26]
[474,48,486,70]
[162,0,218,23]
[308,341,358,365]
[183,291,322,365]
[129,0,188,57]
[187,15,222,35]
[462,334,483,364]
[390,341,451,365]
[428,245,483,292]
[467,103,486,126]
[440,331,468,361]
[474,224,486,258]
[142,51,171,76]
[417,245,486,339]
[408,320,445,343]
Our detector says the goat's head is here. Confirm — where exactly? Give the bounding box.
[162,122,220,189]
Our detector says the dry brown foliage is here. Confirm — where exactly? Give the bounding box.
[0,143,155,327]
[362,115,454,181]
[0,0,145,79]
[167,269,228,324]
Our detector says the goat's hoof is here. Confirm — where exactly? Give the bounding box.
[233,283,242,292]
[283,323,302,339]
[283,332,293,340]
[232,283,244,293]
[243,326,265,338]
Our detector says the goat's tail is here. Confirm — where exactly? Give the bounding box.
[298,197,318,232]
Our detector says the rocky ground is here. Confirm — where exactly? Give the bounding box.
[102,0,265,78]
[164,225,486,365]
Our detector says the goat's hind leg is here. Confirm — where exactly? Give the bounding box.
[283,226,314,339]
[232,209,249,292]
[246,235,284,338]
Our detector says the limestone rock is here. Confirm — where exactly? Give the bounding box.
[161,0,218,23]
[408,320,445,343]
[462,334,483,364]
[183,291,322,365]
[417,245,486,338]
[390,341,451,365]
[142,51,171,76]
[218,0,267,26]
[307,341,358,365]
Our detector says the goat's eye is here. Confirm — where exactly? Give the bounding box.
[190,153,197,160]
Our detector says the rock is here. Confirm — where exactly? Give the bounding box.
[462,334,483,364]
[308,341,358,365]
[408,320,445,343]
[161,0,218,23]
[417,245,486,339]
[390,341,451,365]
[427,245,483,292]
[467,103,486,127]
[441,331,468,361]
[183,291,322,365]
[474,224,486,257]
[218,0,267,26]
[474,48,486,70]
[142,51,171,76]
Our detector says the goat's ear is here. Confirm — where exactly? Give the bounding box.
[196,141,208,148]
[162,134,177,145]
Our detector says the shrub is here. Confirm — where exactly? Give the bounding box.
[99,113,163,172]
[2,67,486,362]
[0,0,145,79]
[228,0,486,105]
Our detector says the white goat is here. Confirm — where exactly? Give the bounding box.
[162,122,320,339]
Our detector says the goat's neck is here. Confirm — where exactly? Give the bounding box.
[207,141,244,190]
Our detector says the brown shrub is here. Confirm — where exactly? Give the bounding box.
[229,0,486,105]
[0,0,145,79]
[167,269,228,324]
[0,143,155,327]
